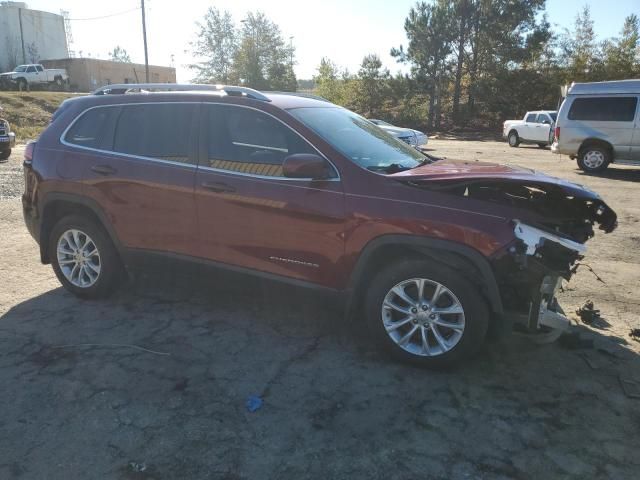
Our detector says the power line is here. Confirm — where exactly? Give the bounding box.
[67,7,140,22]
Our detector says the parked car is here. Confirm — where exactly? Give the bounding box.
[552,80,640,173]
[503,111,557,148]
[0,64,69,91]
[369,119,428,149]
[22,83,617,368]
[0,106,16,160]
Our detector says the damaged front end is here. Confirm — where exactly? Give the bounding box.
[391,162,618,337]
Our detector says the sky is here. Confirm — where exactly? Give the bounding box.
[24,0,640,82]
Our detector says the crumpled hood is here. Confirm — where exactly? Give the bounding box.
[390,159,617,236]
[390,160,601,200]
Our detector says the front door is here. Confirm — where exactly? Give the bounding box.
[66,102,200,256]
[194,103,345,288]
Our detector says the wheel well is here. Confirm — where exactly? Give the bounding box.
[347,243,498,319]
[579,139,613,158]
[508,129,518,137]
[40,200,104,263]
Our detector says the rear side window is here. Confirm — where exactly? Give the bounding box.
[64,106,119,149]
[113,103,196,163]
[204,104,317,177]
[525,113,537,122]
[568,97,638,122]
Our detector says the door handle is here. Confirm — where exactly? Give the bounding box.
[201,181,236,193]
[91,164,117,175]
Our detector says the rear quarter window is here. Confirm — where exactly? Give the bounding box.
[568,97,638,122]
[64,106,119,149]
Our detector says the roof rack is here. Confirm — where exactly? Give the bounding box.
[91,83,271,102]
[266,91,331,103]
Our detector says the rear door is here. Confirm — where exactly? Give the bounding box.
[194,103,345,288]
[629,96,640,160]
[64,102,199,256]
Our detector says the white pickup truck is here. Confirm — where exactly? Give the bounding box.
[0,64,69,91]
[503,110,557,148]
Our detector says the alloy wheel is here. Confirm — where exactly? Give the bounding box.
[381,278,466,357]
[56,229,101,288]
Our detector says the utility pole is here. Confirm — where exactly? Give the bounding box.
[141,0,150,82]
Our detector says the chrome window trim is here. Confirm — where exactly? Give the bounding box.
[59,102,202,167]
[200,102,341,181]
[59,101,342,181]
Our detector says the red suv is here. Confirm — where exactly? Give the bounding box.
[22,84,617,367]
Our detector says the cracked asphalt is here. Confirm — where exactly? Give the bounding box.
[1,141,640,479]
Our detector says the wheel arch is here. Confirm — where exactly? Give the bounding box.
[579,138,614,157]
[346,235,504,319]
[39,193,122,264]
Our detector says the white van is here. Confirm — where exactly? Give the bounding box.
[552,80,640,172]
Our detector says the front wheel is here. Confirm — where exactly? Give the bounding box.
[49,215,124,299]
[577,145,610,173]
[364,260,489,368]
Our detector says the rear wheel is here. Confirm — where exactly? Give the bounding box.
[508,131,520,147]
[577,145,610,173]
[364,259,489,368]
[49,215,124,299]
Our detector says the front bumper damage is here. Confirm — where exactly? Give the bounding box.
[495,220,599,337]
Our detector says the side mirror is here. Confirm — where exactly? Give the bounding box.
[282,153,331,179]
[542,120,551,125]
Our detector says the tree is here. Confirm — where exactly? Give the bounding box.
[232,11,295,90]
[190,7,237,83]
[602,14,640,79]
[392,1,454,128]
[354,54,390,117]
[560,6,600,81]
[108,46,131,63]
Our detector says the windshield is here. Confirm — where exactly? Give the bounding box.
[289,107,424,171]
[14,66,27,72]
[549,112,557,121]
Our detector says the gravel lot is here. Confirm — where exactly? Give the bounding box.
[1,140,639,479]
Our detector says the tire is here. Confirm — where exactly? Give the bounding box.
[49,214,124,299]
[0,149,10,160]
[577,144,610,173]
[17,79,28,92]
[537,143,547,148]
[508,131,520,147]
[364,259,489,368]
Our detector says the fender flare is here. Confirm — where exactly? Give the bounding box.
[38,192,123,263]
[346,234,504,316]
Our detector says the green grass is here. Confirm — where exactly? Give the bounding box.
[0,91,81,142]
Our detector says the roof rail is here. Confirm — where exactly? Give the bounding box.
[91,83,271,102]
[266,91,331,103]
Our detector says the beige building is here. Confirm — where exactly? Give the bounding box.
[41,58,176,92]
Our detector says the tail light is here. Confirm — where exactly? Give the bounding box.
[554,126,560,141]
[24,141,36,165]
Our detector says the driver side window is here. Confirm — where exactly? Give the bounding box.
[525,113,537,123]
[205,104,316,177]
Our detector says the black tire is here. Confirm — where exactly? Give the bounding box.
[508,131,520,147]
[537,143,547,148]
[17,79,28,92]
[0,149,10,160]
[577,144,610,173]
[364,259,489,369]
[49,214,124,299]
